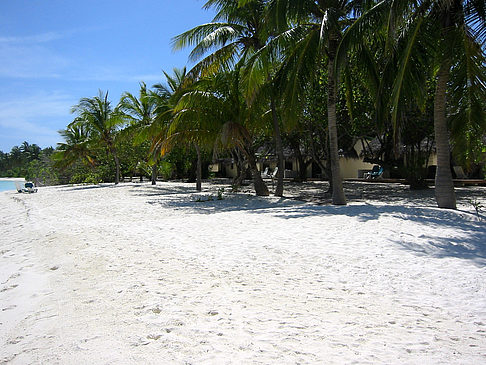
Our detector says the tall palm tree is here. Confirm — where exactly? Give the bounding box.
[261,0,364,205]
[119,82,160,185]
[151,67,209,191]
[70,90,125,184]
[430,0,485,209]
[162,70,271,196]
[162,78,220,192]
[342,0,485,208]
[173,0,285,196]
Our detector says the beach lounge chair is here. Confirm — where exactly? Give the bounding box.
[369,165,384,179]
[271,167,278,181]
[14,181,24,193]
[24,182,38,193]
[453,166,467,179]
[261,167,270,178]
[269,167,279,187]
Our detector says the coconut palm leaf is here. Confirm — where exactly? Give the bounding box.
[53,124,95,169]
[70,90,125,184]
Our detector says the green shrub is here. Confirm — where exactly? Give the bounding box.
[69,173,85,184]
[69,172,102,185]
[83,173,102,185]
[158,161,174,180]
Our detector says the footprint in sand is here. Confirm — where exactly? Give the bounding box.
[2,305,17,311]
[0,284,19,293]
[7,336,24,345]
[147,334,162,340]
[1,273,20,285]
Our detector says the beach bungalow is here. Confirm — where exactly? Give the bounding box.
[209,140,378,180]
[209,135,484,182]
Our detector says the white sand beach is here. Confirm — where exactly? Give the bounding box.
[1,181,485,364]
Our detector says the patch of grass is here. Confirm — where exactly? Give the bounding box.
[469,198,483,221]
[217,188,225,200]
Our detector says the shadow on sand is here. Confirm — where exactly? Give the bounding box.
[120,179,486,266]
[57,184,111,192]
[142,184,486,266]
[394,231,486,267]
[129,184,197,197]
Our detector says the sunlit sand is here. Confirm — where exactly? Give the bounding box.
[1,181,485,363]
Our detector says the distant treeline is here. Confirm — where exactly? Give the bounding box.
[0,140,210,186]
[0,142,57,184]
[4,0,486,211]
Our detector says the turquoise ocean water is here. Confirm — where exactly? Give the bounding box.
[0,180,20,192]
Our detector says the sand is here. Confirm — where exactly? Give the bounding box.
[1,181,485,364]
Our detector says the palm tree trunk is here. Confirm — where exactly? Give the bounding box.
[231,149,246,188]
[195,143,202,191]
[327,39,346,205]
[114,155,120,184]
[270,95,285,197]
[106,139,120,185]
[110,147,120,185]
[244,145,269,196]
[151,164,157,185]
[434,58,456,209]
[325,157,333,194]
[289,137,307,182]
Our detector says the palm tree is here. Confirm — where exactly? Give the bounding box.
[343,0,485,208]
[261,0,363,205]
[173,0,267,78]
[162,70,271,196]
[52,124,95,169]
[336,2,430,182]
[70,90,125,184]
[162,79,218,192]
[173,0,284,196]
[9,146,22,167]
[151,67,209,191]
[430,0,485,209]
[119,82,160,185]
[19,141,41,162]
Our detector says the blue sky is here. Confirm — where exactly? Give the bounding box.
[0,0,215,152]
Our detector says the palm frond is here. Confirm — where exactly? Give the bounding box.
[389,16,425,135]
[172,22,246,60]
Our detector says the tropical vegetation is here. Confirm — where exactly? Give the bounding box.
[2,0,484,210]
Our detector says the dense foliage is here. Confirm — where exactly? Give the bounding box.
[0,142,57,184]
[3,0,485,209]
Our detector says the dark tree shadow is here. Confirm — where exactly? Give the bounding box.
[141,183,485,266]
[393,230,486,267]
[57,184,110,192]
[130,184,198,197]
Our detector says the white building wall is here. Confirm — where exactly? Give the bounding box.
[340,157,375,179]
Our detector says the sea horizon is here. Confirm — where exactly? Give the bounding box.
[0,178,25,192]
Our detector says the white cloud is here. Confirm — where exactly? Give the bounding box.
[129,73,165,83]
[0,27,165,83]
[0,92,73,122]
[0,28,105,79]
[0,30,74,78]
[68,65,164,83]
[0,27,104,45]
[0,43,70,78]
[0,91,74,150]
[0,31,65,44]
